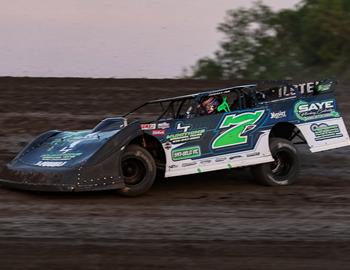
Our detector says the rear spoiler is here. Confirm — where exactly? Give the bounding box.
[259,79,337,100]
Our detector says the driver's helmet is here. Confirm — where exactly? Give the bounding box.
[201,96,220,115]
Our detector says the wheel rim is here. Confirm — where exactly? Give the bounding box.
[270,151,293,180]
[122,158,146,185]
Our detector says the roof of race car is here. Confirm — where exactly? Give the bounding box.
[145,79,333,105]
[148,83,257,104]
[123,83,258,117]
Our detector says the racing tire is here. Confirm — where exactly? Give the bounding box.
[118,144,157,197]
[251,138,300,186]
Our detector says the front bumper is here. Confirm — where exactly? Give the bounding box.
[0,157,125,192]
[0,178,76,192]
[0,177,125,192]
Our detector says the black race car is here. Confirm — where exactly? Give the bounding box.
[1,80,349,196]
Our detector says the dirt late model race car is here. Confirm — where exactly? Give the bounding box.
[1,79,349,196]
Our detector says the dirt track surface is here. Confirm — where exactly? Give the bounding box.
[0,77,349,270]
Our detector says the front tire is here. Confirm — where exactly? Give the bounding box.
[118,145,156,196]
[251,138,300,186]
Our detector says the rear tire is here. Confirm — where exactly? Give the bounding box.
[251,138,300,186]
[117,145,156,196]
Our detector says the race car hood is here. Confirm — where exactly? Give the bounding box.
[17,129,120,168]
[0,118,142,192]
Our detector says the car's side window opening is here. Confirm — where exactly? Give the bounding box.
[225,91,241,111]
[194,89,254,117]
[176,98,195,119]
[124,84,262,122]
[158,101,175,121]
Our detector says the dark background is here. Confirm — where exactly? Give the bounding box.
[0,77,349,269]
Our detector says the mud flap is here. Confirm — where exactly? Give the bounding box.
[297,117,350,153]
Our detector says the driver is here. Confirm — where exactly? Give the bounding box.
[199,96,221,115]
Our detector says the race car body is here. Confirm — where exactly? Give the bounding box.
[1,79,349,195]
[0,118,139,191]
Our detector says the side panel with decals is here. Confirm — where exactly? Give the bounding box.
[165,132,273,177]
[141,87,349,178]
[294,99,339,121]
[296,118,350,153]
[212,110,265,149]
[288,93,350,152]
[162,107,274,177]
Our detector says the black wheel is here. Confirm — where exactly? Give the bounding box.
[251,138,300,186]
[118,145,156,196]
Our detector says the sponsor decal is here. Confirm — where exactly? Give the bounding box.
[200,160,212,165]
[209,90,230,96]
[310,123,343,141]
[35,161,67,167]
[215,157,227,162]
[51,131,116,152]
[141,124,156,130]
[164,142,172,150]
[317,83,332,92]
[182,162,197,167]
[246,152,260,157]
[166,129,206,144]
[294,100,339,121]
[212,110,265,149]
[172,146,201,161]
[176,122,191,133]
[44,131,116,162]
[157,122,170,129]
[270,111,287,120]
[229,155,242,160]
[41,152,82,161]
[152,129,165,136]
[48,131,90,151]
[278,82,318,98]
